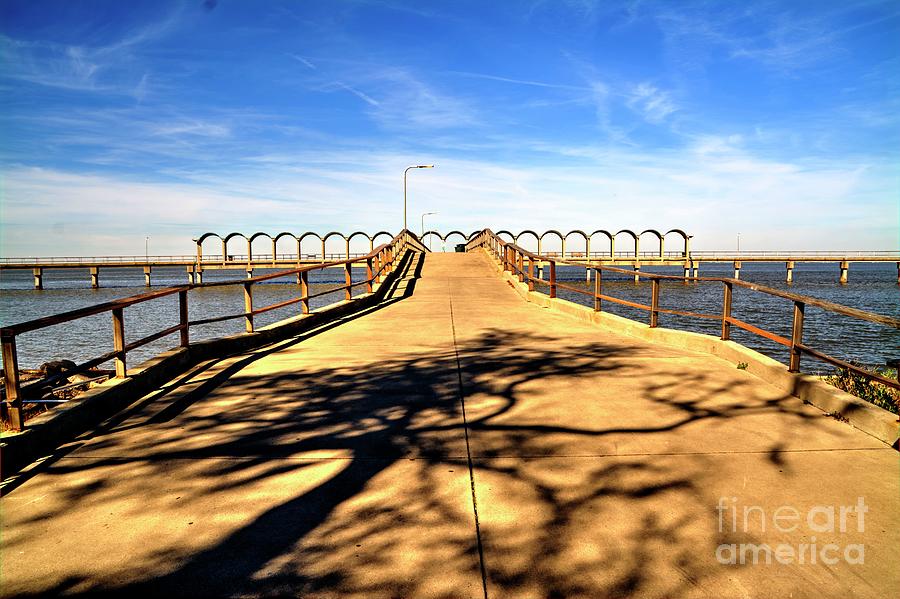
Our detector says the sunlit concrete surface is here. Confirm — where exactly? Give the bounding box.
[2,252,897,598]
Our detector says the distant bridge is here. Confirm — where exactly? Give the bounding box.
[0,229,898,288]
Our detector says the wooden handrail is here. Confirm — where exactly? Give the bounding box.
[469,229,900,393]
[1,230,427,431]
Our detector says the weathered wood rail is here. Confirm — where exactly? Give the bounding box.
[1,231,426,431]
[467,229,900,393]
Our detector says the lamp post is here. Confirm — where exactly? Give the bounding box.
[421,211,437,239]
[145,236,150,262]
[403,164,434,231]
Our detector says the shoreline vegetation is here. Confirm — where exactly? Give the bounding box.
[823,365,899,415]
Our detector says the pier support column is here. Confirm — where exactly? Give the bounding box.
[733,261,741,280]
[246,267,254,279]
[538,264,544,280]
[143,266,152,287]
[586,268,591,282]
[682,261,690,280]
[691,261,700,279]
[896,262,900,286]
[186,266,194,285]
[633,263,641,284]
[786,261,794,284]
[839,261,849,284]
[90,267,100,289]
[195,269,203,284]
[33,268,43,290]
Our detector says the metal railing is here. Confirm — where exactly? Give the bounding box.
[1,231,427,431]
[467,229,900,393]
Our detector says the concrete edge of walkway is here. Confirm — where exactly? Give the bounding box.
[482,249,899,449]
[0,249,423,477]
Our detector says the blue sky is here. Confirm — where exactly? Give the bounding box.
[1,0,898,255]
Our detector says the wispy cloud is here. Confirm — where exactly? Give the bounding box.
[0,8,181,95]
[287,53,317,70]
[627,82,678,123]
[320,81,380,106]
[449,71,587,91]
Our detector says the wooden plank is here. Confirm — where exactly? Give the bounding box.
[112,308,126,378]
[725,316,791,347]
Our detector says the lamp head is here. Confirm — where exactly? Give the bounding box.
[418,164,434,168]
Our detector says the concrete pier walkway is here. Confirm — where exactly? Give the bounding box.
[2,251,897,598]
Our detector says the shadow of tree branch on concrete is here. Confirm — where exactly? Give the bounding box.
[2,307,878,598]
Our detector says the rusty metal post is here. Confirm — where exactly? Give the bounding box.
[650,278,660,328]
[528,256,535,291]
[721,281,733,340]
[1,331,23,431]
[593,268,602,312]
[243,282,254,332]
[112,307,126,378]
[344,262,352,300]
[300,270,309,314]
[366,257,374,293]
[178,290,189,347]
[789,301,805,372]
[549,260,557,298]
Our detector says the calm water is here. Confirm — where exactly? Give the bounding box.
[0,266,357,370]
[547,261,899,374]
[1,261,898,375]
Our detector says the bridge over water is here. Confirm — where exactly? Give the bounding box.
[1,231,898,598]
[2,228,898,288]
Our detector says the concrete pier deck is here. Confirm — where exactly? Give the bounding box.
[2,252,897,598]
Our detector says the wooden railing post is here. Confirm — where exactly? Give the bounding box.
[300,271,309,314]
[650,278,660,328]
[789,301,805,372]
[344,262,352,300]
[112,307,126,377]
[178,290,189,347]
[1,331,23,431]
[517,251,524,282]
[528,256,535,291]
[549,260,557,298]
[594,268,602,312]
[721,281,733,340]
[366,257,374,293]
[243,282,254,332]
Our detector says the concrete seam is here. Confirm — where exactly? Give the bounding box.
[448,277,490,599]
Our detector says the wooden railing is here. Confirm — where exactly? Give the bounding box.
[1,231,428,431]
[467,230,900,391]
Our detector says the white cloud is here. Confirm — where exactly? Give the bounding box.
[627,82,678,123]
[2,139,894,256]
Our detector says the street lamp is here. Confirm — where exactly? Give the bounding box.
[421,211,437,239]
[145,236,150,262]
[403,164,434,230]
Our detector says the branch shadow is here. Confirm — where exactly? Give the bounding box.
[2,257,849,598]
